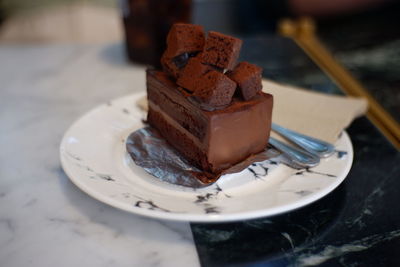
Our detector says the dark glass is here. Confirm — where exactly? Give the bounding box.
[121,0,191,67]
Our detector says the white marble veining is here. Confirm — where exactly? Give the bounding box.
[0,44,199,267]
[294,229,400,266]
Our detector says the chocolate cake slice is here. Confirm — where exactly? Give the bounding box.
[145,23,273,176]
[147,70,273,174]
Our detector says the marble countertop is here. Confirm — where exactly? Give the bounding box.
[1,41,399,267]
[0,44,199,267]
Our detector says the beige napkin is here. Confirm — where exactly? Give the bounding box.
[137,79,368,144]
[262,80,367,143]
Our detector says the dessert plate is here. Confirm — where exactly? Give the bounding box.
[60,92,353,222]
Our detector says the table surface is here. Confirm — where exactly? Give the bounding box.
[0,44,199,267]
[1,40,399,267]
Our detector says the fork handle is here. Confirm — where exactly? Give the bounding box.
[269,137,320,168]
[271,123,335,158]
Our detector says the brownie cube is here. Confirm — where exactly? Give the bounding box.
[166,23,205,57]
[201,31,242,70]
[161,52,180,79]
[193,70,236,108]
[176,55,211,92]
[227,62,262,100]
[162,51,195,79]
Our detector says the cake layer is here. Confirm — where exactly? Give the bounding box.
[207,98,272,171]
[147,70,208,141]
[147,106,210,171]
[147,70,273,173]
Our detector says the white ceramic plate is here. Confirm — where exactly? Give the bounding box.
[60,93,353,222]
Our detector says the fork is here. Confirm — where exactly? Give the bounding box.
[272,123,335,158]
[269,123,335,169]
[269,137,320,168]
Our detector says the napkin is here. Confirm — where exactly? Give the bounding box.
[137,79,368,144]
[262,80,368,143]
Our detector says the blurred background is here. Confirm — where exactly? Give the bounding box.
[1,0,399,41]
[1,0,399,42]
[0,0,399,121]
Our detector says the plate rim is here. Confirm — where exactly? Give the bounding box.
[60,93,353,222]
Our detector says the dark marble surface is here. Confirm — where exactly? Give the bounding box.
[238,36,343,96]
[317,2,400,123]
[191,36,400,266]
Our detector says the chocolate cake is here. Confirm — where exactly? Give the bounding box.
[146,24,273,175]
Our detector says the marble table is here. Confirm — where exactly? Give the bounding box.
[1,41,399,267]
[0,44,199,267]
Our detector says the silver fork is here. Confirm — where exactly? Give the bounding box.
[269,137,320,168]
[272,123,335,158]
[269,123,335,169]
